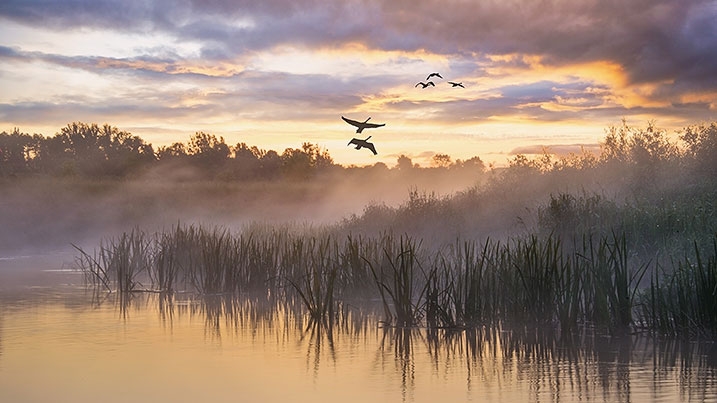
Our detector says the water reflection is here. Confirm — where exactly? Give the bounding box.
[142,293,717,401]
[3,289,716,402]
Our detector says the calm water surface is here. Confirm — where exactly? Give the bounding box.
[1,254,716,402]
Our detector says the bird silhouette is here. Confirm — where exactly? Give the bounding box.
[448,82,465,88]
[341,116,386,134]
[348,136,377,155]
[415,81,435,89]
[426,72,443,80]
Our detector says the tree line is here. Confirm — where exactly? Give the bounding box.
[2,120,716,181]
[0,122,486,179]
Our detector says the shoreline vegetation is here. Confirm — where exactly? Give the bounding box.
[3,120,717,336]
[74,224,716,338]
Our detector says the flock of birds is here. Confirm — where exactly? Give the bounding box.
[415,72,464,89]
[344,72,464,155]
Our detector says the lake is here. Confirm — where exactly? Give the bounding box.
[1,253,716,403]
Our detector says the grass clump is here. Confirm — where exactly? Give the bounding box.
[639,239,717,336]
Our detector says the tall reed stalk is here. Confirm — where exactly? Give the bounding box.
[640,238,717,336]
[287,236,340,322]
[582,232,649,330]
[368,235,430,327]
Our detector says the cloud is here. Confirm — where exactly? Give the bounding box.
[3,0,715,93]
[2,0,716,165]
[0,45,244,78]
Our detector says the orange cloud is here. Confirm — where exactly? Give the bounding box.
[92,57,244,78]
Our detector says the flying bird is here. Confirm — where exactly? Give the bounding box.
[415,81,435,89]
[341,116,386,134]
[448,82,465,88]
[426,72,443,80]
[348,136,377,155]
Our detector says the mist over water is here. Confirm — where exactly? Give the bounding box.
[0,165,483,256]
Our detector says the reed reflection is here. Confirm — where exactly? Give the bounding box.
[300,318,336,378]
[378,327,417,402]
[93,292,716,402]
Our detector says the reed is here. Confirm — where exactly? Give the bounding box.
[152,228,181,293]
[75,221,717,335]
[367,235,430,327]
[73,243,111,292]
[581,232,649,331]
[423,252,455,329]
[555,241,585,334]
[508,234,563,323]
[639,238,717,336]
[287,236,340,322]
[423,239,497,328]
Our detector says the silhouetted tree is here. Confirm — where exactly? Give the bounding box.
[551,149,598,172]
[680,122,717,180]
[98,124,155,176]
[157,142,188,159]
[460,156,485,171]
[432,153,452,168]
[28,122,154,177]
[280,142,334,179]
[302,142,334,171]
[396,154,413,171]
[281,147,313,179]
[187,131,230,173]
[260,150,282,179]
[0,128,35,176]
[227,142,262,180]
[600,120,678,166]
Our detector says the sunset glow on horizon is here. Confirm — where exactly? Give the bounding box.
[1,0,716,167]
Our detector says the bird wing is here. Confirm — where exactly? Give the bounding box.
[361,122,385,128]
[347,138,359,146]
[366,143,377,155]
[342,116,362,127]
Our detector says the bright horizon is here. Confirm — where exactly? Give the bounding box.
[1,1,716,167]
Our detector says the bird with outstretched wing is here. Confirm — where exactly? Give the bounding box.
[342,116,386,133]
[347,136,377,155]
[415,81,435,89]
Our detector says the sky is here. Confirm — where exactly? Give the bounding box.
[1,0,716,167]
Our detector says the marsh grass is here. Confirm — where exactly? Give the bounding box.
[287,236,340,322]
[367,235,432,327]
[640,239,717,336]
[73,228,152,293]
[509,235,565,323]
[73,243,111,292]
[578,232,650,331]
[76,222,717,336]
